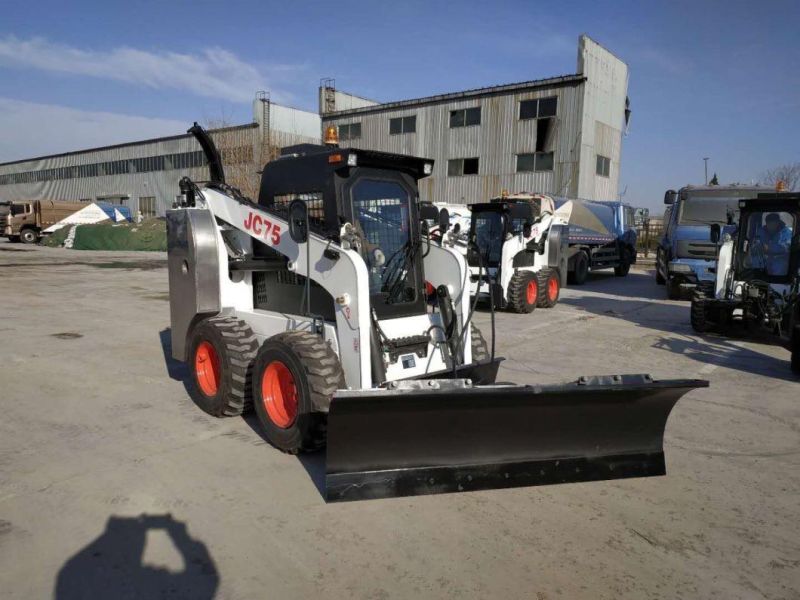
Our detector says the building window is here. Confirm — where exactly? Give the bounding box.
[596,155,611,177]
[389,115,416,135]
[519,97,558,120]
[516,152,554,173]
[449,107,481,128]
[338,122,362,141]
[447,157,479,176]
[139,196,157,218]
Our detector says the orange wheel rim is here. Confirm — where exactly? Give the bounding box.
[262,360,298,428]
[526,280,538,305]
[195,341,221,397]
[548,277,559,301]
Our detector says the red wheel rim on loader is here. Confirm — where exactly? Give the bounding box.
[195,341,221,397]
[526,280,538,305]
[547,276,559,303]
[261,361,298,428]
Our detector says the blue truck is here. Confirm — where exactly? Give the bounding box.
[554,198,638,284]
[656,184,768,299]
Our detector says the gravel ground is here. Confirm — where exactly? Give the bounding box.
[0,241,798,600]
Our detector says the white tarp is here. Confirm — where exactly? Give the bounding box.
[42,202,111,233]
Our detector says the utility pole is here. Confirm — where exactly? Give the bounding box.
[703,157,709,185]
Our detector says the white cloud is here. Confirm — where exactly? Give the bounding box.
[0,35,297,103]
[0,97,188,162]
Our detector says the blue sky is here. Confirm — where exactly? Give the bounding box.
[1,0,798,210]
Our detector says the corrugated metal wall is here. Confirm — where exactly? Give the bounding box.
[0,123,316,216]
[326,82,585,205]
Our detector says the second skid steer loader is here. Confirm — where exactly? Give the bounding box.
[460,193,569,312]
[167,124,707,502]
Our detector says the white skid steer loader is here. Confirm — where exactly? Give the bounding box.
[167,124,707,502]
[440,194,570,312]
[691,193,800,374]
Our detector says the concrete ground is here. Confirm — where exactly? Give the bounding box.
[0,241,798,600]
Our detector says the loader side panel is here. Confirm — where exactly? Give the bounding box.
[167,209,221,361]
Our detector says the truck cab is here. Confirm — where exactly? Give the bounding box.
[3,201,35,242]
[657,185,768,299]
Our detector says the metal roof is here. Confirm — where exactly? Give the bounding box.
[322,74,586,119]
[0,122,258,167]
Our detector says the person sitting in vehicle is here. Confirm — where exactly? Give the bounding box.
[754,213,793,276]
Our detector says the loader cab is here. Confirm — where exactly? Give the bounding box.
[467,201,536,267]
[258,144,434,319]
[734,195,800,284]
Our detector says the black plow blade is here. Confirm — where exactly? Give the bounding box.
[325,375,707,502]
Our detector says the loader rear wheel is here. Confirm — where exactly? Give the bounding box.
[507,271,537,313]
[253,330,345,454]
[537,269,560,308]
[188,316,258,417]
[690,289,712,333]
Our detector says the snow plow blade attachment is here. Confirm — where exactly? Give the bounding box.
[325,375,707,502]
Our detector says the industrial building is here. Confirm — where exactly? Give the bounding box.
[0,96,320,217]
[0,34,628,214]
[320,35,629,203]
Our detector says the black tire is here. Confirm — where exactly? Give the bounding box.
[791,327,800,375]
[690,289,712,333]
[252,330,344,454]
[19,229,38,244]
[470,322,490,363]
[614,249,631,277]
[568,251,590,285]
[506,271,538,313]
[187,316,258,417]
[655,268,666,285]
[536,269,560,308]
[667,278,683,300]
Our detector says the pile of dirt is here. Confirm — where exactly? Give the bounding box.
[43,219,167,251]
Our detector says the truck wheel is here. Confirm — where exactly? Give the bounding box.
[791,327,800,376]
[569,251,589,285]
[252,330,345,454]
[667,278,683,300]
[506,271,538,313]
[19,229,38,244]
[470,322,490,363]
[187,316,258,417]
[655,268,666,285]
[614,250,631,277]
[690,289,712,333]
[537,269,560,308]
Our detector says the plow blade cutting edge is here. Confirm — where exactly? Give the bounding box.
[325,375,707,502]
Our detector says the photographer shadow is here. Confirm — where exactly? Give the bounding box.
[54,514,218,600]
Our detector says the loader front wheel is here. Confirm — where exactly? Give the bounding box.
[537,269,560,308]
[507,271,538,313]
[188,316,258,417]
[253,330,345,454]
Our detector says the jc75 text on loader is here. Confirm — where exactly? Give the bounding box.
[166,124,707,502]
